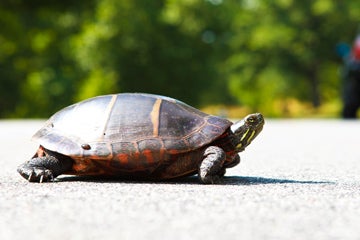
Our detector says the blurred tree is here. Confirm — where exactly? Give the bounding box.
[71,0,233,105]
[0,0,233,117]
[225,0,360,115]
[1,0,360,118]
[0,0,95,117]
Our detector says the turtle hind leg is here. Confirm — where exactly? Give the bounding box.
[17,149,73,183]
[198,146,226,184]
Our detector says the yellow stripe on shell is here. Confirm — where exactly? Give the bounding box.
[150,98,162,137]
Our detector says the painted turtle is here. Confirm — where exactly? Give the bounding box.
[17,93,264,184]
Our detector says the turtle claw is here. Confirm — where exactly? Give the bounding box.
[17,154,73,183]
[38,172,54,183]
[31,168,54,183]
[28,172,33,182]
[17,163,54,183]
[39,175,44,183]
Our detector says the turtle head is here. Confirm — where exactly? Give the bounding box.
[230,113,264,152]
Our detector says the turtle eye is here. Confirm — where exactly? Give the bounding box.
[247,117,255,123]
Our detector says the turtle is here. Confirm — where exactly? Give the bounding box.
[17,93,264,184]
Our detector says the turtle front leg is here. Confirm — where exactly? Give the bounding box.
[199,146,226,184]
[17,148,73,183]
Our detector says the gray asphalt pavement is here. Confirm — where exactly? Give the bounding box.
[1,119,360,240]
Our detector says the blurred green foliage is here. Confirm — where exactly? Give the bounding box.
[1,0,360,118]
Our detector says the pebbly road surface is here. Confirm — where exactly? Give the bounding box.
[0,119,359,240]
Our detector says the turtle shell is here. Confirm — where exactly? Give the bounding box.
[33,93,232,174]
